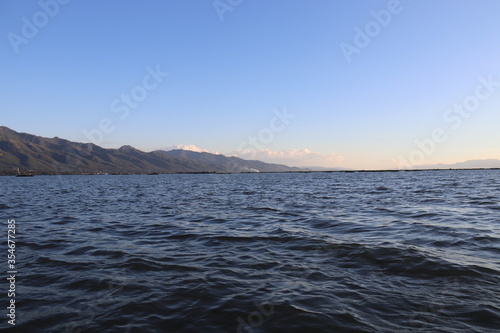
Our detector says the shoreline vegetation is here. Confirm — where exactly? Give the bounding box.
[1,168,499,176]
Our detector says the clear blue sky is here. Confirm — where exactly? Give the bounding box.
[2,0,500,169]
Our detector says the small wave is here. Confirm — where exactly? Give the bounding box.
[0,203,11,210]
[314,242,489,278]
[119,257,164,272]
[22,239,69,251]
[86,227,105,232]
[248,206,281,212]
[471,234,500,245]
[91,249,126,259]
[65,245,97,255]
[52,216,79,225]
[408,212,440,219]
[242,190,257,195]
[62,276,107,291]
[376,186,390,191]
[455,306,500,330]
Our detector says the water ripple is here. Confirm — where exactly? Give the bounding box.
[1,170,499,332]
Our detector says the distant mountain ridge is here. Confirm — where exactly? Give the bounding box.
[414,159,500,170]
[162,149,303,173]
[0,126,302,175]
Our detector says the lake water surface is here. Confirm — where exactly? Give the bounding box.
[1,170,499,332]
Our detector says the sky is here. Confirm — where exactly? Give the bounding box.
[1,0,500,170]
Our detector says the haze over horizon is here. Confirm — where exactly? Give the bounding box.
[2,0,500,169]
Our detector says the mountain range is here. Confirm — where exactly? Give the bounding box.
[0,126,302,175]
[1,126,499,174]
[413,159,500,170]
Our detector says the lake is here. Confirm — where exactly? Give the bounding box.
[1,170,499,332]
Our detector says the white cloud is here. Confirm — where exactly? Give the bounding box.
[232,148,343,167]
[161,144,211,153]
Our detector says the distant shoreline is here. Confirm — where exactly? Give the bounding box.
[1,168,499,176]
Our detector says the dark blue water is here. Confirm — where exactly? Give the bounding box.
[1,170,499,332]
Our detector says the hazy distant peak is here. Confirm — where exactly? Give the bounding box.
[413,159,500,170]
